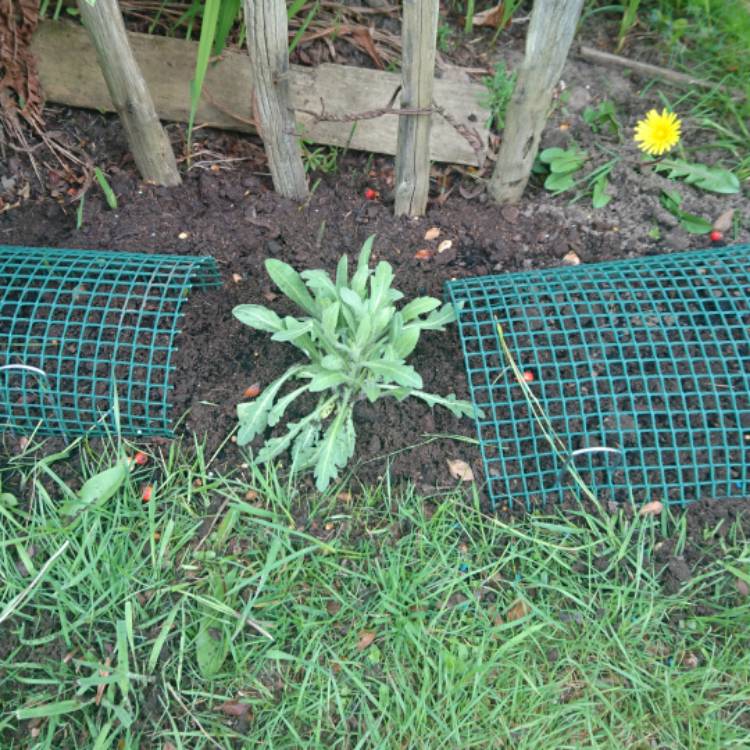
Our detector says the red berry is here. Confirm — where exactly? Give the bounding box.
[141,485,154,503]
[364,188,378,200]
[523,371,535,383]
[133,451,148,466]
[709,230,723,243]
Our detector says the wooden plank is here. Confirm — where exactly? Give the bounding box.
[395,0,439,217]
[31,20,489,167]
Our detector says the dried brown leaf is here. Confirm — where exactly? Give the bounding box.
[447,459,474,482]
[356,630,376,651]
[506,599,530,622]
[414,248,433,260]
[348,27,384,70]
[216,700,251,718]
[713,209,734,233]
[472,2,508,29]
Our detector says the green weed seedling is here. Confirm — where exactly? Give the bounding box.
[481,62,517,132]
[582,100,623,141]
[652,157,740,194]
[660,189,713,234]
[233,236,476,491]
[538,146,588,194]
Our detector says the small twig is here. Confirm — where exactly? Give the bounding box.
[166,683,225,750]
[192,497,231,554]
[579,45,745,100]
[0,540,70,625]
[202,89,258,129]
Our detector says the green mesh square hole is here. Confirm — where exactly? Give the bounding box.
[446,245,750,509]
[1,245,221,438]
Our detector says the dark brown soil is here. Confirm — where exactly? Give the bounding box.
[1,102,748,494]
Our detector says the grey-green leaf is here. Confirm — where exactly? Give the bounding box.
[232,304,284,333]
[421,304,457,330]
[196,620,228,679]
[351,236,375,297]
[393,326,420,358]
[271,318,315,343]
[314,407,356,491]
[60,459,129,515]
[307,370,348,392]
[237,367,302,445]
[654,158,740,194]
[369,261,394,313]
[267,385,310,427]
[300,269,338,303]
[364,360,423,389]
[340,287,365,314]
[265,259,319,315]
[321,302,340,337]
[401,297,441,321]
[410,390,478,418]
[335,254,349,290]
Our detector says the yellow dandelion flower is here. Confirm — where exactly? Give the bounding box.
[634,109,681,156]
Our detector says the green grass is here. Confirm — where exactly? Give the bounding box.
[2,439,750,747]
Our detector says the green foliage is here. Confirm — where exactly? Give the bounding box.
[587,0,750,176]
[539,147,588,193]
[616,0,642,50]
[233,237,475,490]
[58,458,129,516]
[3,443,750,748]
[437,23,452,52]
[660,189,712,234]
[538,147,617,208]
[300,140,339,174]
[481,62,517,131]
[187,0,221,156]
[582,100,622,141]
[93,167,117,210]
[652,158,740,194]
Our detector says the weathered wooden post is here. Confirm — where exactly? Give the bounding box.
[488,0,584,204]
[243,0,308,200]
[77,0,181,186]
[394,0,439,217]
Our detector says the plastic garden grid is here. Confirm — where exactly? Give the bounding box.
[0,245,221,437]
[446,245,750,509]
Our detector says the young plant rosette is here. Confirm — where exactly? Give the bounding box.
[232,237,476,491]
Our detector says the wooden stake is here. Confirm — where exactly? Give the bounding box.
[488,0,584,205]
[394,0,439,217]
[76,0,180,186]
[243,0,308,200]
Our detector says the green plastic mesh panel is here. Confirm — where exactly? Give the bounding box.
[1,245,221,438]
[446,245,750,509]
